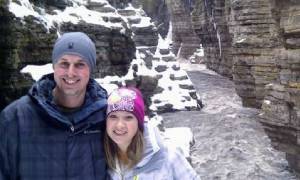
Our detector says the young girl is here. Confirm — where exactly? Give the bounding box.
[104,87,200,180]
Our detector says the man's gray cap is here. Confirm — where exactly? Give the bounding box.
[52,32,96,72]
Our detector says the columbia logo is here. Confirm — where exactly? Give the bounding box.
[68,42,74,49]
[84,129,101,134]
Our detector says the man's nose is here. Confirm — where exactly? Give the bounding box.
[67,64,76,77]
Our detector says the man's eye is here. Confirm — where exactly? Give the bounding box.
[59,62,69,68]
[75,63,87,69]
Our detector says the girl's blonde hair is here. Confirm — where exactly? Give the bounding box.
[104,129,144,169]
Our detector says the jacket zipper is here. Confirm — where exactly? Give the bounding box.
[70,125,75,132]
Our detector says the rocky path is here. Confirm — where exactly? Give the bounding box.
[161,64,298,180]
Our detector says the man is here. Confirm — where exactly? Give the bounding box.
[0,32,108,180]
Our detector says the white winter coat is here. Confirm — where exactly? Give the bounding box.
[107,123,200,180]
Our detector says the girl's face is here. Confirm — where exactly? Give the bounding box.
[106,111,139,152]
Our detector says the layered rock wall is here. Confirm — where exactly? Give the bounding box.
[229,0,281,108]
[192,0,282,107]
[259,0,300,173]
[192,0,233,77]
[191,0,300,174]
[0,0,56,110]
[131,0,170,38]
[106,0,170,38]
[167,0,201,59]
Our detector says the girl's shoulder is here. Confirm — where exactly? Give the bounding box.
[164,146,186,162]
[165,147,201,179]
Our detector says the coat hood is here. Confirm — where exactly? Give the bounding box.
[28,73,107,125]
[135,123,165,168]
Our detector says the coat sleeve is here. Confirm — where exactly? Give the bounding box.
[0,108,19,180]
[168,147,201,180]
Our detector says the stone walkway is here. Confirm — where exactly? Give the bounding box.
[161,64,298,180]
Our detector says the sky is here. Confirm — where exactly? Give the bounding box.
[11,0,200,157]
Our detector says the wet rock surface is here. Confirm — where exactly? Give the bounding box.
[161,64,297,180]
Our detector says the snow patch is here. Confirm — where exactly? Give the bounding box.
[163,127,194,158]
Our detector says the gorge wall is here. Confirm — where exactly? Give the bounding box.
[0,0,54,110]
[131,0,170,38]
[167,0,201,59]
[191,0,300,173]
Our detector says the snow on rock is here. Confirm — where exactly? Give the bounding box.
[20,64,53,81]
[8,0,126,33]
[163,127,194,158]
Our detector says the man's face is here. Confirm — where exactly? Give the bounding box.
[53,54,90,98]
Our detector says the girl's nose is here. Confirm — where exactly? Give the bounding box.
[116,119,125,128]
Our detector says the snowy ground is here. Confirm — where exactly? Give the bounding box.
[162,63,298,180]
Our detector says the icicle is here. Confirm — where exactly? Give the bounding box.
[216,29,222,57]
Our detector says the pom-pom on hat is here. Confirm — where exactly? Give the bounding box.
[106,87,145,131]
[52,32,96,73]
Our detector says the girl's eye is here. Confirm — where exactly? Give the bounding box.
[108,114,117,118]
[124,115,134,121]
[108,114,117,119]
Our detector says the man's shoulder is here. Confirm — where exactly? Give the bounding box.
[88,78,108,99]
[0,95,33,122]
[2,95,32,111]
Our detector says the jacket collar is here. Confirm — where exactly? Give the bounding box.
[28,73,107,125]
[136,123,162,168]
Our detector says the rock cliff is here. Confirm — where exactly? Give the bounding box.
[192,0,232,78]
[191,0,300,174]
[259,0,300,173]
[0,0,55,110]
[131,0,170,38]
[166,0,201,59]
